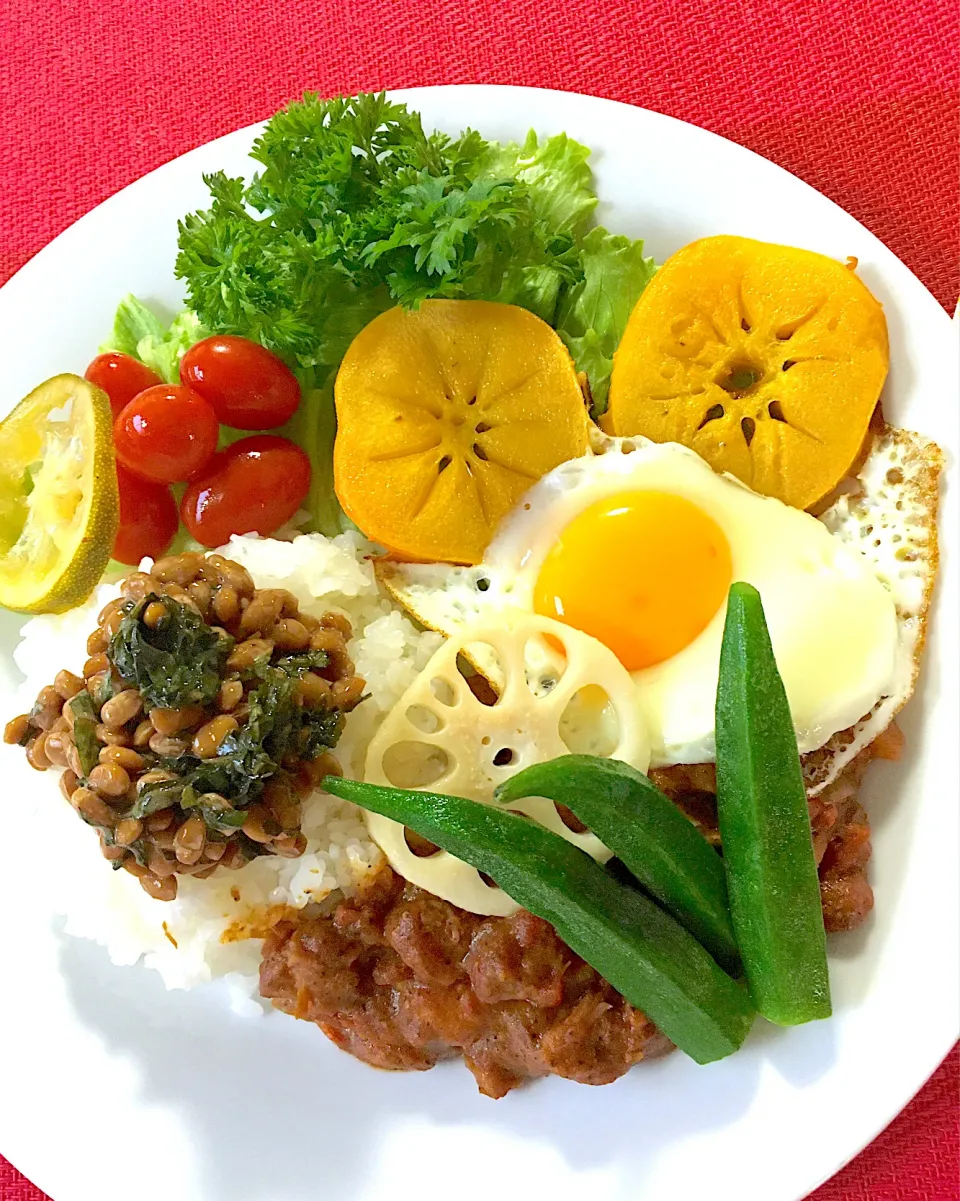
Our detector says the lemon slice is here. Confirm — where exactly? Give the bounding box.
[0,374,119,613]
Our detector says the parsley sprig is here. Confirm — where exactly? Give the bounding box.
[174,92,615,381]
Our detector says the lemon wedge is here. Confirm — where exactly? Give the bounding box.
[0,374,119,613]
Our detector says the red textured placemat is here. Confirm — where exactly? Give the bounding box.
[0,2,957,1199]
[1,0,958,307]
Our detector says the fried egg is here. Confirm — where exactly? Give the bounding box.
[378,426,941,783]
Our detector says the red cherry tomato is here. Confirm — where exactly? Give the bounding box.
[113,385,219,484]
[180,435,311,547]
[112,466,179,565]
[180,336,301,430]
[84,353,163,418]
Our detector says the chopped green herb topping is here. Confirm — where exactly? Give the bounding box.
[68,691,101,777]
[109,594,233,710]
[127,662,343,836]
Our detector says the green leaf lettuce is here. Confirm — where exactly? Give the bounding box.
[100,295,209,384]
[102,92,658,537]
[555,227,657,414]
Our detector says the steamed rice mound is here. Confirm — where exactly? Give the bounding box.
[11,532,442,1009]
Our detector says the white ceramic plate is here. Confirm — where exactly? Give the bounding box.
[0,86,956,1201]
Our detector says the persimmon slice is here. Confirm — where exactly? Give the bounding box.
[333,300,589,563]
[605,236,889,510]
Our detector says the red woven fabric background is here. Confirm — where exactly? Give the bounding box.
[0,1,957,1197]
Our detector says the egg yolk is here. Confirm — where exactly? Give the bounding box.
[533,490,733,670]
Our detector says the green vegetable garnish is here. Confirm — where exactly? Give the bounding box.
[185,663,344,800]
[277,380,343,538]
[101,296,209,384]
[87,668,115,708]
[98,94,656,534]
[67,691,100,777]
[271,649,330,676]
[126,661,343,832]
[109,594,232,710]
[715,582,831,1025]
[496,754,740,974]
[173,95,607,371]
[324,776,755,1064]
[555,227,656,415]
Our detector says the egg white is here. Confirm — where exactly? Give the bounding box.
[378,431,919,772]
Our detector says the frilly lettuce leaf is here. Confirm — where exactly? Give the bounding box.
[481,129,597,240]
[555,227,657,415]
[100,295,209,384]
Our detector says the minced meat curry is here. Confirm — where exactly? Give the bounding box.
[261,734,893,1095]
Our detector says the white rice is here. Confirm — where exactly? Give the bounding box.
[11,532,442,1010]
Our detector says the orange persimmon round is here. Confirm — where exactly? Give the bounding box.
[334,300,589,564]
[604,235,890,510]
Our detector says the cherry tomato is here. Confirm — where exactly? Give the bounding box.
[180,335,301,430]
[113,385,219,484]
[112,466,179,565]
[84,353,164,418]
[180,435,311,547]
